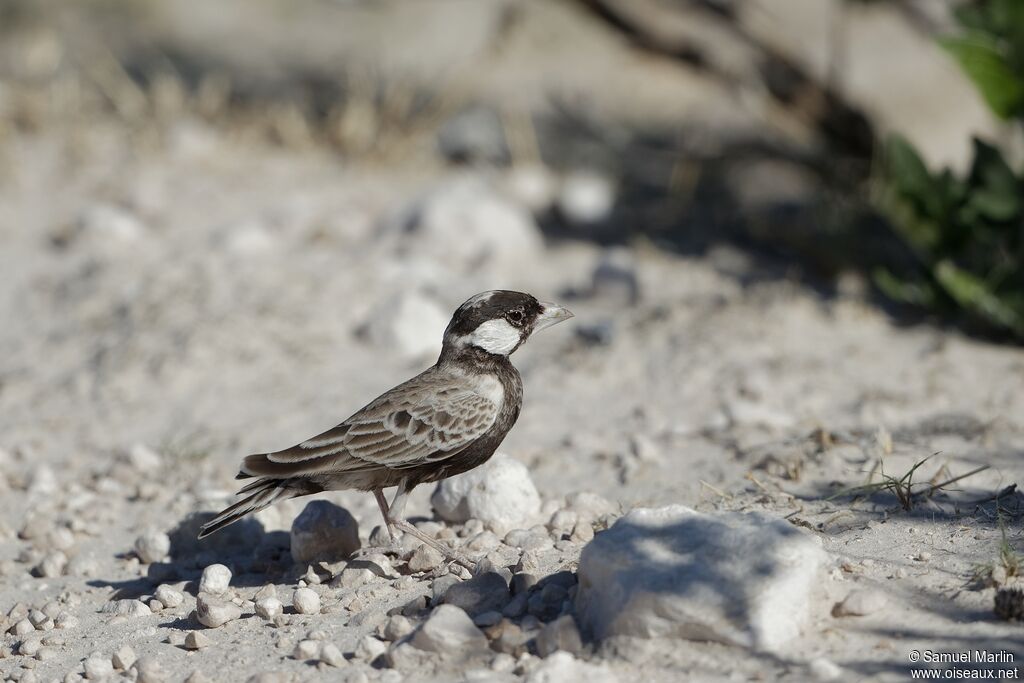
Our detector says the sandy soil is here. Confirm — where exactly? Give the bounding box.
[0,113,1021,683]
[1,1,1023,681]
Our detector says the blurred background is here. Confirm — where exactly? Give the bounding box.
[1,0,1023,500]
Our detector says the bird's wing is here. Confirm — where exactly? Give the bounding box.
[239,370,500,478]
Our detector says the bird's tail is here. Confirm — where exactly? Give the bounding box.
[197,476,322,539]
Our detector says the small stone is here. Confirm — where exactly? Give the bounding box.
[184,631,212,649]
[255,597,283,620]
[410,604,488,657]
[128,443,163,471]
[320,642,346,667]
[293,640,320,660]
[547,511,578,536]
[431,574,461,602]
[407,545,445,573]
[154,585,183,609]
[535,615,584,657]
[832,589,888,617]
[28,610,49,629]
[502,593,527,618]
[254,584,278,600]
[293,587,321,615]
[332,565,375,589]
[35,646,59,661]
[134,656,168,683]
[808,657,843,681]
[34,551,68,578]
[473,611,503,628]
[490,652,517,672]
[195,593,241,628]
[301,565,322,585]
[385,642,434,670]
[84,653,115,679]
[916,551,932,562]
[444,572,510,616]
[65,555,98,578]
[290,501,360,565]
[101,600,151,618]
[355,635,387,662]
[134,532,171,564]
[55,613,78,629]
[431,454,541,534]
[112,644,136,670]
[199,564,232,595]
[525,651,618,683]
[570,522,594,544]
[19,637,43,656]
[382,614,413,641]
[503,529,549,551]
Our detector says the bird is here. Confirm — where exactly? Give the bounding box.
[198,290,573,568]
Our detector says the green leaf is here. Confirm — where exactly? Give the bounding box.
[873,269,938,308]
[885,134,945,222]
[940,35,1024,119]
[934,260,1024,334]
[967,138,1022,221]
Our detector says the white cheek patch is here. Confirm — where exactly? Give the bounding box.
[463,318,522,355]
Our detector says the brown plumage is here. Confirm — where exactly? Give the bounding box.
[198,291,572,566]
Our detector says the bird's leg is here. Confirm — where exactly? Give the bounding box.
[350,489,401,559]
[387,480,476,572]
[373,488,397,541]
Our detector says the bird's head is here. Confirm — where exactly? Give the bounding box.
[442,290,574,357]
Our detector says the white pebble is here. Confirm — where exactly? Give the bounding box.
[199,564,232,594]
[255,597,283,620]
[293,587,320,615]
[134,532,171,564]
[84,653,114,679]
[11,617,35,636]
[184,631,211,650]
[154,585,183,609]
[293,639,320,660]
[112,644,136,670]
[319,642,346,667]
[195,593,240,628]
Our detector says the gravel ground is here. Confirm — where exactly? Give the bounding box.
[0,112,1022,683]
[2,1,1024,678]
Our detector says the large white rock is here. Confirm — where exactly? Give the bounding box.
[290,500,360,565]
[575,505,826,652]
[431,453,540,533]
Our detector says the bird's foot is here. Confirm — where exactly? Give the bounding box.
[392,519,476,573]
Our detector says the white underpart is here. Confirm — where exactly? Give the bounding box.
[462,318,521,355]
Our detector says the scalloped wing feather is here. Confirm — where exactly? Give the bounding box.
[239,370,501,478]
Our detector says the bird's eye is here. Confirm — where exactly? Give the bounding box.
[506,309,524,326]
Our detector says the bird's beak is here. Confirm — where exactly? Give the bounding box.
[534,302,574,332]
